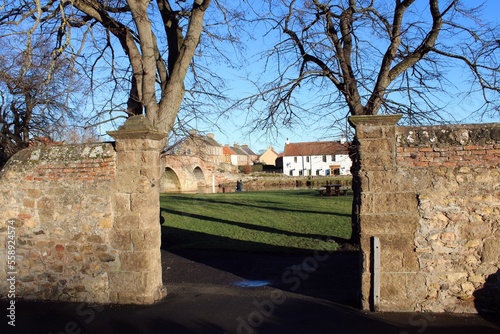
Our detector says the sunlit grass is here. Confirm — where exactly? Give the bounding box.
[160,190,353,254]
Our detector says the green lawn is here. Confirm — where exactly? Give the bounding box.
[160,190,353,254]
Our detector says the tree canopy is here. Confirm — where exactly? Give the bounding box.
[0,0,247,140]
[0,0,498,154]
[241,0,499,133]
[0,28,88,165]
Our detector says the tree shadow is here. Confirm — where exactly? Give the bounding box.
[159,191,359,308]
[164,194,352,218]
[160,225,361,308]
[161,208,350,244]
[474,269,500,315]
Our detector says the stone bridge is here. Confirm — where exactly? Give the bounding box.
[160,155,214,193]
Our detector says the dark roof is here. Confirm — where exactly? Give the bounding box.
[240,145,257,155]
[230,146,248,155]
[191,133,221,147]
[283,141,349,156]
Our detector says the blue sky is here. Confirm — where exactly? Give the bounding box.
[184,1,500,154]
[93,1,499,154]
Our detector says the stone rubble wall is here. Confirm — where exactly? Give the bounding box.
[0,115,166,304]
[396,124,500,313]
[0,143,117,303]
[351,116,500,313]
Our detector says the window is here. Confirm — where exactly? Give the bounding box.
[331,155,336,162]
[322,155,327,162]
[306,156,310,163]
[294,157,297,163]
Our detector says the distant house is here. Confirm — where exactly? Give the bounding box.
[259,146,279,166]
[170,130,223,165]
[275,153,284,170]
[230,143,253,166]
[282,140,351,176]
[223,145,238,165]
[240,144,259,164]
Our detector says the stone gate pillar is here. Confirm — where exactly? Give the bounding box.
[108,115,166,304]
[349,115,421,311]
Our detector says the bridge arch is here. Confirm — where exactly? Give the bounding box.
[193,166,205,186]
[160,167,181,192]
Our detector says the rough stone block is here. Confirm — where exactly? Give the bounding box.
[120,251,155,271]
[131,191,158,213]
[356,126,384,139]
[360,138,392,154]
[367,171,414,193]
[360,154,393,170]
[115,213,140,230]
[109,271,143,293]
[111,291,158,305]
[142,265,163,292]
[360,194,374,213]
[114,193,131,213]
[482,238,500,263]
[378,234,418,272]
[361,214,418,235]
[116,151,140,166]
[406,273,427,302]
[140,209,161,229]
[115,174,151,193]
[380,273,415,311]
[140,151,162,166]
[110,230,132,251]
[130,229,160,251]
[373,192,418,213]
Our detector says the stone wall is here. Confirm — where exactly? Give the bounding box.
[160,155,211,193]
[0,115,165,304]
[350,115,500,313]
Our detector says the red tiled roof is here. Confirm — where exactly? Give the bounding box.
[283,141,348,156]
[223,146,237,155]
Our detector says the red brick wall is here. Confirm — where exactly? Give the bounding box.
[396,124,500,168]
[23,158,115,182]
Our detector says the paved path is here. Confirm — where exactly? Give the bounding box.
[1,249,499,334]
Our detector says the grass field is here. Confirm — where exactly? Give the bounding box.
[160,190,353,254]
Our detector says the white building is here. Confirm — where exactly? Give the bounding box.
[282,140,351,176]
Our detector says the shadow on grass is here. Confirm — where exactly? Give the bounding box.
[161,208,350,245]
[163,194,352,218]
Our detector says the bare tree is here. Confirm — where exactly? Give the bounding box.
[0,34,84,166]
[240,0,499,245]
[0,0,249,159]
[243,0,499,131]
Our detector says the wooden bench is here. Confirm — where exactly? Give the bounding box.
[318,185,350,196]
